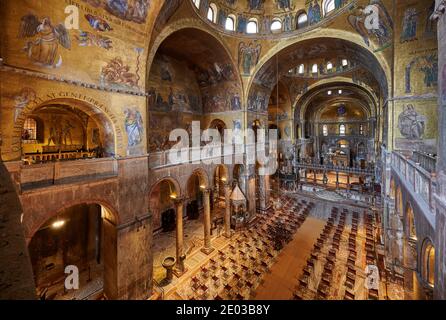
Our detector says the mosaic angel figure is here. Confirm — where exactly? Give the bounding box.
[19,15,71,67]
[347,0,393,48]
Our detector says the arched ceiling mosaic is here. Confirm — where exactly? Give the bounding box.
[247,37,387,116]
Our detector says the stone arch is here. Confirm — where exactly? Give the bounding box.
[146,19,243,99]
[26,200,120,299]
[245,33,391,112]
[421,238,435,287]
[12,97,123,159]
[25,198,119,243]
[296,81,378,123]
[148,176,182,200]
[148,176,182,235]
[188,167,211,190]
[208,119,228,138]
[214,164,229,181]
[233,164,245,183]
[213,164,230,199]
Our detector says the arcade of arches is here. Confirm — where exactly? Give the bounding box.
[1,0,446,301]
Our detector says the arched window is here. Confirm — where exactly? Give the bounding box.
[311,64,318,74]
[193,0,200,9]
[326,61,333,71]
[422,240,435,287]
[246,19,258,34]
[338,89,343,95]
[207,3,217,23]
[359,124,364,135]
[342,58,348,67]
[271,19,282,32]
[323,0,336,16]
[327,90,332,95]
[339,124,346,136]
[296,13,308,29]
[225,15,236,31]
[323,125,328,136]
[22,117,37,141]
[298,64,305,74]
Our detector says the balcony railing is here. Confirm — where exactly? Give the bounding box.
[411,151,437,173]
[5,157,118,192]
[295,162,375,175]
[392,151,436,211]
[5,143,277,192]
[148,143,269,169]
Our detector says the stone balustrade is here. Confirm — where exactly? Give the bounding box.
[392,151,437,212]
[4,157,119,192]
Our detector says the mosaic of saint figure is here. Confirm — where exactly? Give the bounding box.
[419,54,438,88]
[308,0,322,25]
[107,0,150,23]
[19,15,71,68]
[62,120,75,146]
[239,42,261,75]
[124,108,143,146]
[13,88,36,123]
[397,104,426,140]
[277,0,292,11]
[237,15,247,32]
[401,8,418,42]
[231,92,242,111]
[248,0,263,10]
[283,14,293,32]
[335,0,344,9]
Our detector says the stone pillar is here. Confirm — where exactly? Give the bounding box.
[173,197,186,276]
[257,168,271,213]
[0,161,36,300]
[433,3,446,299]
[247,173,257,217]
[301,120,306,139]
[383,198,404,269]
[201,188,214,254]
[224,182,232,238]
[108,213,152,300]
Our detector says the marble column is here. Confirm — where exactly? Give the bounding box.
[257,169,270,212]
[174,197,186,276]
[224,182,232,238]
[201,188,214,254]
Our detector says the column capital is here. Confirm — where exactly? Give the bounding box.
[172,196,187,206]
[201,187,212,195]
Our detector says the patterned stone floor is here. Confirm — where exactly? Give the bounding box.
[159,196,313,300]
[152,202,225,283]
